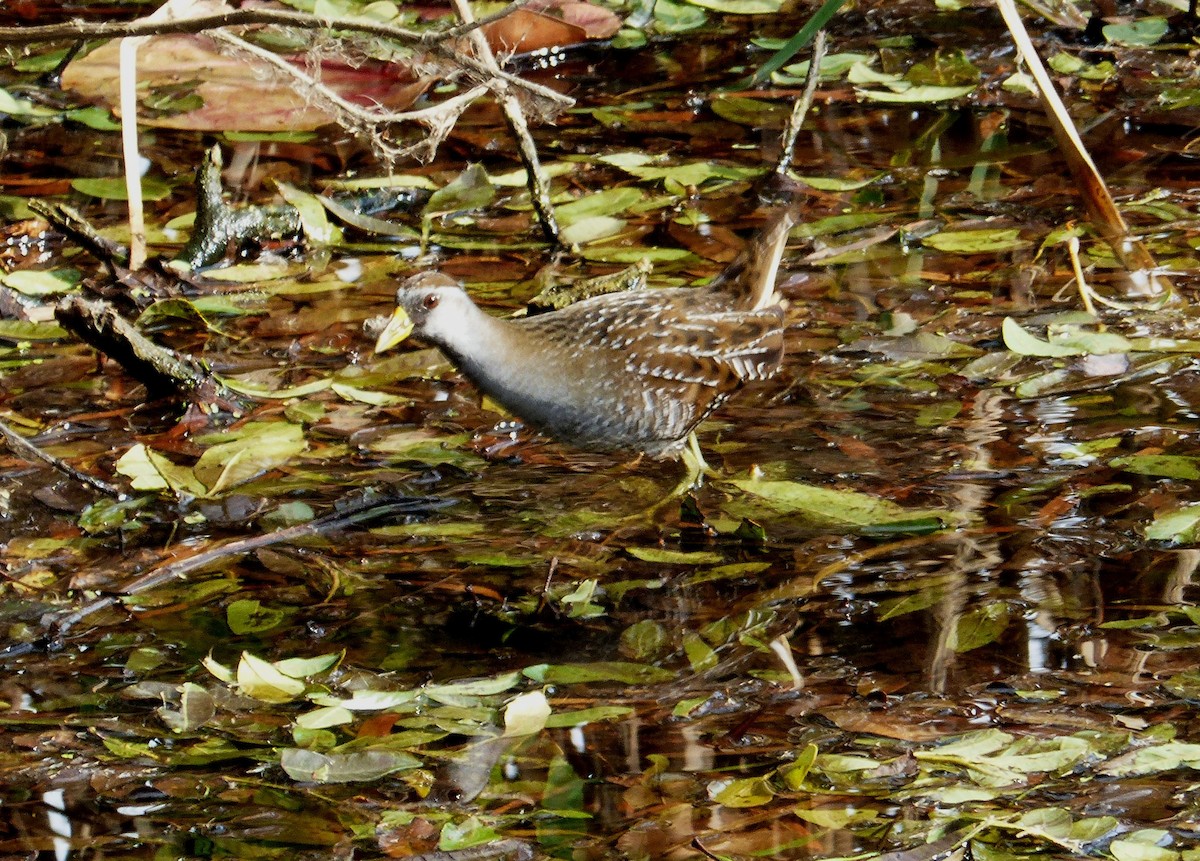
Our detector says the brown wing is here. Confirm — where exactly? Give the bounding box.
[512,288,784,450]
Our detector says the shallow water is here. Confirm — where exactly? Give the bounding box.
[4,1,1200,858]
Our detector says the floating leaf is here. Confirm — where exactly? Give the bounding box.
[280,748,421,783]
[856,83,975,103]
[729,477,958,529]
[545,705,634,727]
[503,690,551,736]
[236,652,306,703]
[71,176,174,201]
[950,601,1011,652]
[1103,17,1168,46]
[923,228,1029,253]
[439,816,501,851]
[554,187,643,224]
[423,163,496,222]
[226,599,286,634]
[0,319,68,341]
[1108,829,1177,861]
[708,776,774,807]
[1111,455,1200,481]
[1002,317,1132,357]
[0,268,80,296]
[524,662,674,685]
[1146,504,1200,543]
[685,0,781,11]
[626,547,724,564]
[296,706,354,729]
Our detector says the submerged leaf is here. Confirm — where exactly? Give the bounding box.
[280,748,421,783]
[729,477,959,529]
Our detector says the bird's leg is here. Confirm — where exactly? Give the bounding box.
[681,431,719,488]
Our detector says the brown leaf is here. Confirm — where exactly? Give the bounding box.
[483,9,587,54]
[63,35,430,131]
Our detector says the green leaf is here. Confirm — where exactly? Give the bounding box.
[620,620,668,661]
[277,181,341,245]
[114,444,207,496]
[280,748,421,783]
[924,228,1029,253]
[524,661,674,685]
[560,215,627,245]
[423,163,496,220]
[1147,504,1200,543]
[611,158,764,186]
[728,477,958,529]
[856,83,976,103]
[1001,317,1133,357]
[71,176,174,201]
[555,188,644,224]
[685,0,781,11]
[626,547,724,564]
[226,599,286,635]
[295,705,354,729]
[0,268,81,296]
[236,652,306,703]
[1103,17,1168,46]
[192,421,308,494]
[424,671,524,704]
[1111,455,1200,481]
[951,601,1011,652]
[780,743,818,790]
[709,776,774,807]
[1109,829,1177,861]
[0,319,67,341]
[793,173,883,192]
[1101,742,1200,777]
[545,705,634,727]
[439,816,501,851]
[652,0,707,31]
[274,652,341,677]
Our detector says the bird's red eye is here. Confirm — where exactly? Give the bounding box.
[423,294,440,311]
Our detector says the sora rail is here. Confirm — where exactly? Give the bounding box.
[374,209,794,456]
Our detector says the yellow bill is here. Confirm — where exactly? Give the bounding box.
[374,307,414,353]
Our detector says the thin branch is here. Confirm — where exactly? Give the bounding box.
[53,492,455,635]
[450,0,560,244]
[775,28,827,176]
[210,29,491,162]
[0,5,572,110]
[0,416,122,497]
[995,0,1171,299]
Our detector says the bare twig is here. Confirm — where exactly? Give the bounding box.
[54,492,455,634]
[995,0,1171,300]
[450,0,561,244]
[0,417,122,497]
[0,4,523,47]
[118,35,147,269]
[55,296,250,412]
[776,28,827,176]
[209,29,491,163]
[0,5,572,112]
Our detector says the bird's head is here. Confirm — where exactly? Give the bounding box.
[374,271,473,353]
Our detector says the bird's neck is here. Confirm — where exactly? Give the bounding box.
[433,304,534,390]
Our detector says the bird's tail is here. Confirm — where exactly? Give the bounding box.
[707,206,797,311]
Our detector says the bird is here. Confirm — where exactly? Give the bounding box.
[374,209,794,463]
